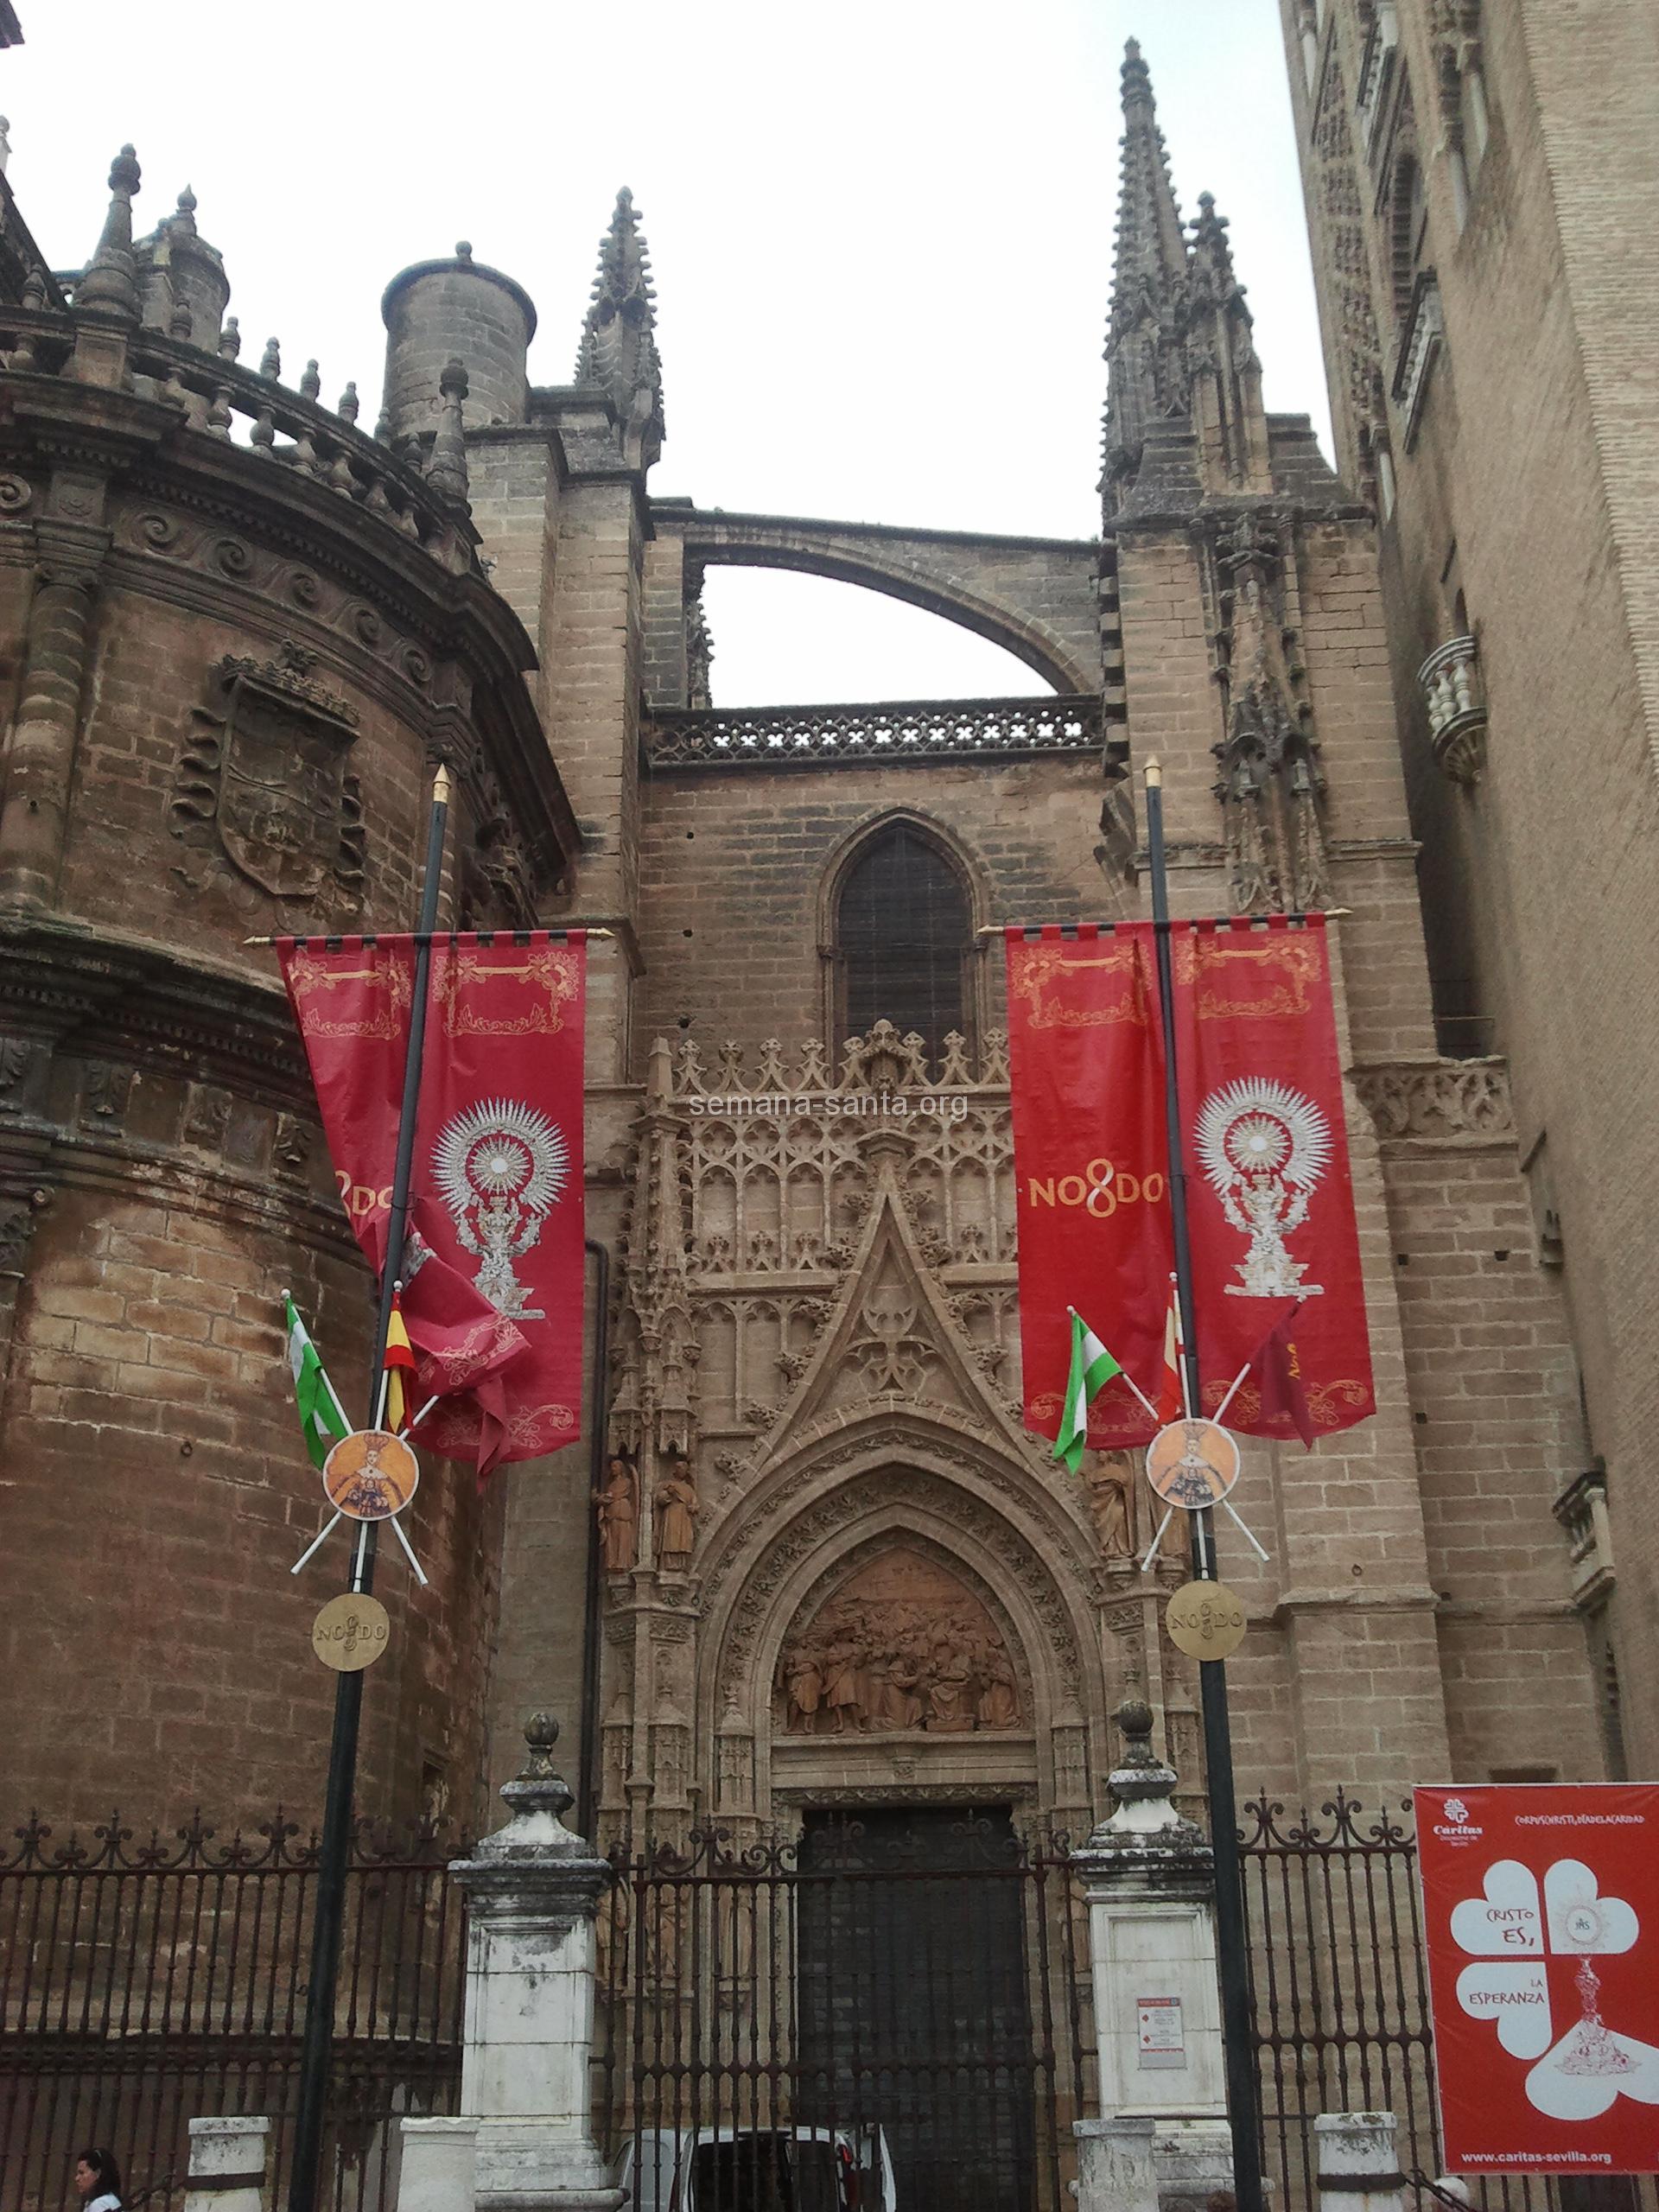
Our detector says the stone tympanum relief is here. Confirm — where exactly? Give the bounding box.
[775,1547,1021,1737]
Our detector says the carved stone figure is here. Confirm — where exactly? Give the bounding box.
[655,1460,698,1568]
[598,1459,638,1575]
[776,1548,1020,1737]
[1085,1456,1137,1559]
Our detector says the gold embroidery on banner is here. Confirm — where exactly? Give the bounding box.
[436,944,580,1038]
[286,948,413,1039]
[1201,1375,1369,1425]
[1178,933,1322,1020]
[1010,942,1151,1031]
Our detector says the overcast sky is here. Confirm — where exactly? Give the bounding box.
[3,0,1329,706]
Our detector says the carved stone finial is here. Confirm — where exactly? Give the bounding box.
[173,184,198,235]
[299,358,321,402]
[337,380,359,424]
[455,239,473,261]
[218,315,240,362]
[463,1707,592,1862]
[574,185,665,472]
[76,143,143,322]
[259,334,281,380]
[425,356,470,504]
[168,296,192,341]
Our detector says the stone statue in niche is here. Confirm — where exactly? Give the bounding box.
[1084,1454,1137,1559]
[598,1458,638,1575]
[655,1457,698,1569]
[775,1547,1020,1736]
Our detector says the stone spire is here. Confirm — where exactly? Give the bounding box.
[1103,42,1190,502]
[75,145,143,322]
[1185,192,1272,497]
[1103,44,1275,513]
[574,187,664,473]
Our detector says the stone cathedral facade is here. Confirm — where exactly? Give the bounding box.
[0,43,1614,1842]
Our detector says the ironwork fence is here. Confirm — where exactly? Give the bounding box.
[0,1811,466,2212]
[595,1814,1094,2212]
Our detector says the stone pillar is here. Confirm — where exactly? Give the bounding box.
[1316,2113,1406,2212]
[398,1713,621,2212]
[1071,1701,1234,2212]
[180,2116,269,2212]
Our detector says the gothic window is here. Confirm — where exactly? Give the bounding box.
[834,823,972,1062]
[1388,150,1427,328]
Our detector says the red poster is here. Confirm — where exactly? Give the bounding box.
[1416,1784,1659,2173]
[277,931,587,1474]
[1007,926,1172,1450]
[1173,916,1374,1440]
[1007,914,1371,1451]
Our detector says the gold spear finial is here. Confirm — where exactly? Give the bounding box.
[432,765,453,807]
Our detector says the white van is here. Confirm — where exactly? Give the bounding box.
[613,2124,899,2211]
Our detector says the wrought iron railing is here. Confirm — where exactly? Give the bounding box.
[596,1819,1094,2212]
[0,1810,467,2212]
[644,695,1103,769]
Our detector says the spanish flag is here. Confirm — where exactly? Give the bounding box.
[383,1288,417,1432]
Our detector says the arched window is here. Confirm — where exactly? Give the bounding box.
[835,823,973,1060]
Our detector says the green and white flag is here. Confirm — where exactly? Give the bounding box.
[283,1293,351,1471]
[1052,1308,1124,1475]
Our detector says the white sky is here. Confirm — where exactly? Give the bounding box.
[3,0,1330,706]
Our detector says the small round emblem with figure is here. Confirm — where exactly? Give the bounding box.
[1165,1579,1248,1660]
[1145,1419,1241,1508]
[311,1592,391,1671]
[322,1429,419,1521]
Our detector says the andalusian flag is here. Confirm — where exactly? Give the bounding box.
[283,1294,351,1470]
[383,1288,417,1432]
[1053,1309,1124,1474]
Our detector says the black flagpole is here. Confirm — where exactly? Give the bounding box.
[289,765,453,2212]
[1143,758,1266,2212]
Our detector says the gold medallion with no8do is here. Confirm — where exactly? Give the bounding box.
[311,1592,391,1672]
[1165,1579,1248,1660]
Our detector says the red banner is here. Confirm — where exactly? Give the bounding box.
[277,931,586,1473]
[1174,915,1374,1439]
[1416,1784,1659,2172]
[1007,914,1372,1452]
[1007,925,1172,1450]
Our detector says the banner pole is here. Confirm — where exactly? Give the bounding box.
[288,765,453,2212]
[1143,759,1266,2212]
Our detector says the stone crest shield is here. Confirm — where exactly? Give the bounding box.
[170,641,365,911]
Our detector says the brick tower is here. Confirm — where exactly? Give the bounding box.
[1277,0,1659,1772]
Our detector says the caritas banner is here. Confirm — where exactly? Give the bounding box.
[1415,1784,1659,2172]
[1007,914,1371,1452]
[277,931,586,1475]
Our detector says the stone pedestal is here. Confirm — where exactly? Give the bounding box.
[399,1713,622,2212]
[1071,1702,1233,2212]
[1315,2113,1406,2212]
[180,2116,269,2212]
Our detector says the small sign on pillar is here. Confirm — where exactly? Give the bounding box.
[1137,1993,1187,2069]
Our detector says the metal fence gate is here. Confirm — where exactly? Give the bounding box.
[0,1812,466,2212]
[597,1812,1095,2212]
[1238,1792,1658,2212]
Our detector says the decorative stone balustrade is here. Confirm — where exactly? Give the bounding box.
[1418,632,1487,784]
[1391,271,1444,452]
[670,1019,1010,1098]
[645,694,1102,769]
[0,305,482,580]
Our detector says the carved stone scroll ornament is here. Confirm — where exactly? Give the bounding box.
[168,639,365,918]
[1351,1058,1513,1145]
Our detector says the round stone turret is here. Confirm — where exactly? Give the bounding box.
[380,241,536,437]
[137,187,231,351]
